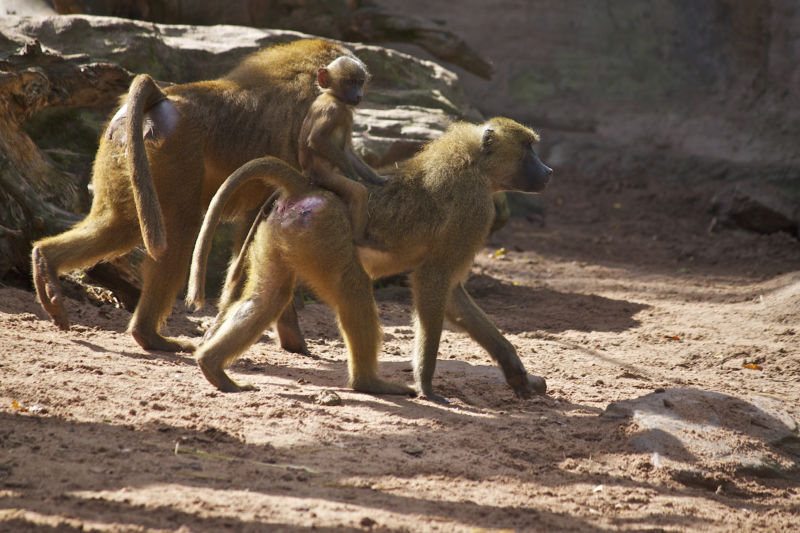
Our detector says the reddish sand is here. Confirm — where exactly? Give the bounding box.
[2,162,799,531]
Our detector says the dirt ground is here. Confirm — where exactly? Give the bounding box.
[1,157,799,532]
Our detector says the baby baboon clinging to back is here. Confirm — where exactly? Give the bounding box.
[30,39,354,354]
[298,56,387,244]
[187,117,553,402]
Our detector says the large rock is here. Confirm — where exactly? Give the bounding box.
[0,14,481,162]
[12,0,494,79]
[376,0,800,163]
[711,183,799,237]
[374,0,800,219]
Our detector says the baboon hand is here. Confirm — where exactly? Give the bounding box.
[351,377,415,396]
[507,372,547,398]
[413,383,451,405]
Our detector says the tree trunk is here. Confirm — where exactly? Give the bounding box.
[0,40,141,301]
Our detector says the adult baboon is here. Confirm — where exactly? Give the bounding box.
[188,117,552,401]
[31,39,355,353]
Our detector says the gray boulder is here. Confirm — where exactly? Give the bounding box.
[0,14,480,155]
[710,183,799,237]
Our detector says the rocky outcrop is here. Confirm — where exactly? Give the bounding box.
[374,0,800,238]
[2,15,481,167]
[0,14,481,284]
[377,0,800,161]
[711,184,799,237]
[38,0,493,79]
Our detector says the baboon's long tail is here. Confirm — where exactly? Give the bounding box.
[224,190,279,297]
[126,74,168,260]
[186,156,311,310]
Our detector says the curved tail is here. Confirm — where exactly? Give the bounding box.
[186,156,312,310]
[126,74,169,260]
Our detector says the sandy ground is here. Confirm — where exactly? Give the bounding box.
[1,160,799,532]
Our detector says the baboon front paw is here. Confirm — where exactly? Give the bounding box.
[231,382,259,392]
[422,392,451,405]
[414,384,450,404]
[528,374,547,395]
[216,381,258,393]
[508,372,547,398]
[352,378,414,396]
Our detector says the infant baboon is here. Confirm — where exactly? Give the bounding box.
[30,39,354,353]
[298,56,387,244]
[188,117,553,401]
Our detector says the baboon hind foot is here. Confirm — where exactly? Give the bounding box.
[131,327,196,353]
[31,247,70,330]
[198,357,257,393]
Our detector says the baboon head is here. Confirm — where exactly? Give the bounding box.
[480,117,553,193]
[317,56,370,106]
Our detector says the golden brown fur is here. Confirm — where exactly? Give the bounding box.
[298,56,386,244]
[31,39,351,353]
[187,117,553,400]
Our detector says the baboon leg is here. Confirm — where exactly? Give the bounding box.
[217,234,249,316]
[327,263,412,395]
[409,267,452,403]
[214,275,306,359]
[218,200,309,355]
[196,266,296,392]
[129,204,200,353]
[129,253,196,353]
[445,283,546,397]
[218,268,244,316]
[345,181,369,244]
[218,204,265,314]
[275,302,310,355]
[32,215,140,330]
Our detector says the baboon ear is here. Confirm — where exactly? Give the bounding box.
[317,67,330,88]
[481,126,495,152]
